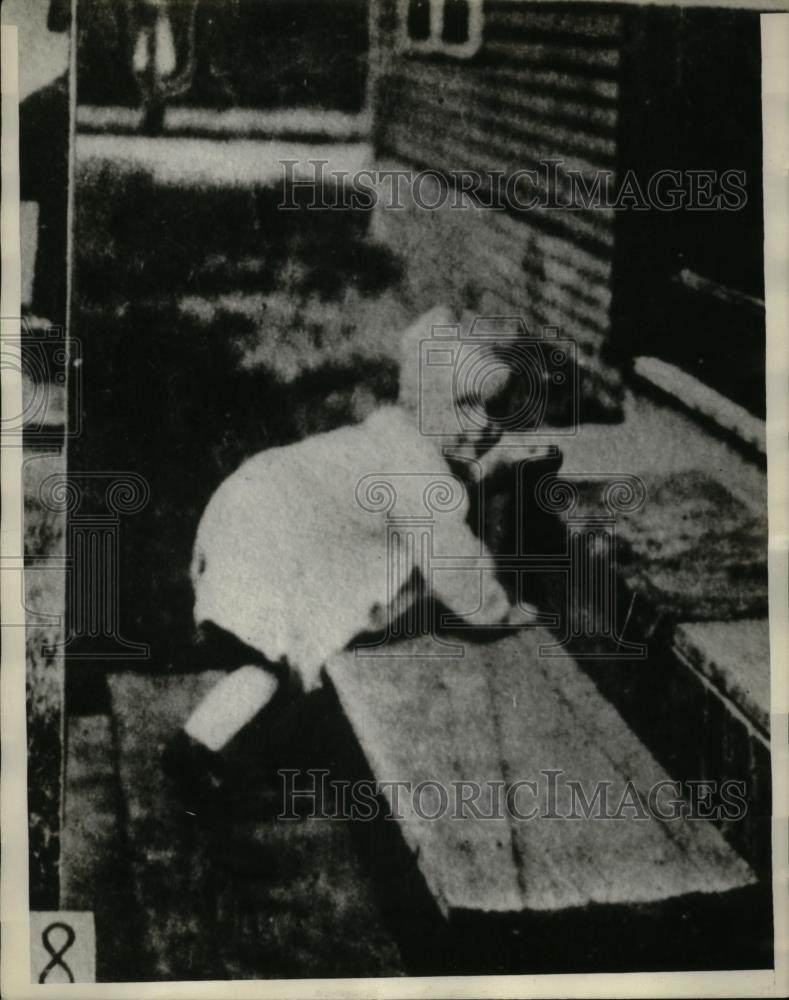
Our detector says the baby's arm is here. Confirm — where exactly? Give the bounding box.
[428,512,515,626]
[465,441,561,485]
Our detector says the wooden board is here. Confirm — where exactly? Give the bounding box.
[571,470,768,627]
[327,627,755,918]
[330,636,523,916]
[674,619,769,737]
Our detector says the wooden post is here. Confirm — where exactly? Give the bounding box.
[17,0,74,905]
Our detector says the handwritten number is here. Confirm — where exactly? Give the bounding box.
[39,921,75,984]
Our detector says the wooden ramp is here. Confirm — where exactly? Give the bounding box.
[326,628,756,920]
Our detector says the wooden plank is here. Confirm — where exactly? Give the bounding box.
[387,85,617,173]
[488,631,754,909]
[633,356,766,457]
[381,127,616,248]
[77,105,370,141]
[484,41,621,73]
[484,7,623,41]
[673,620,770,737]
[328,639,523,916]
[396,62,619,129]
[76,135,372,191]
[389,75,618,161]
[480,64,619,103]
[327,628,755,919]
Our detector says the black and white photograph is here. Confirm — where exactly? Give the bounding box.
[1,0,787,993]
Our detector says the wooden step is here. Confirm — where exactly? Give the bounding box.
[77,133,371,191]
[673,619,769,738]
[567,468,768,632]
[77,106,370,142]
[670,619,771,874]
[541,467,771,874]
[326,627,756,920]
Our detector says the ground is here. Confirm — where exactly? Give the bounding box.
[63,675,409,980]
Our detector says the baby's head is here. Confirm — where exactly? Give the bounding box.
[397,306,514,456]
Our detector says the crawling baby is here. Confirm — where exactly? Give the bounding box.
[164,306,541,809]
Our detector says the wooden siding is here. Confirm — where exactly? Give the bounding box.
[372,1,624,403]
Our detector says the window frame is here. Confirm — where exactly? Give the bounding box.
[397,0,483,59]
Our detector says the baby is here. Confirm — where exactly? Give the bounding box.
[165,306,540,809]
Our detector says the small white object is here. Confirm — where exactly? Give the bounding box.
[132,28,149,73]
[184,665,279,752]
[155,10,177,77]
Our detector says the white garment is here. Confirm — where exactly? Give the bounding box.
[191,404,509,693]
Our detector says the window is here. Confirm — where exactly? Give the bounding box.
[398,0,482,58]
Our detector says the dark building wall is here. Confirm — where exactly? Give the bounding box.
[371,0,765,418]
[612,5,765,417]
[371,0,624,412]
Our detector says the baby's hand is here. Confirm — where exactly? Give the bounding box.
[503,601,541,627]
[471,441,560,484]
[480,582,541,628]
